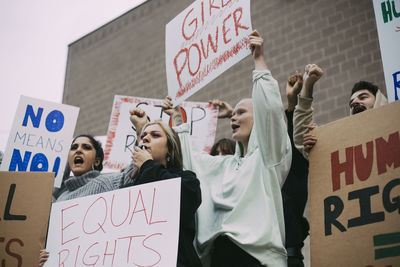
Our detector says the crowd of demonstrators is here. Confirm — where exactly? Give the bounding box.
[163,30,292,267]
[293,64,388,156]
[125,110,202,267]
[30,28,391,267]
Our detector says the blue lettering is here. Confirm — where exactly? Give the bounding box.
[26,134,36,147]
[55,140,63,153]
[30,153,48,172]
[22,105,43,128]
[45,110,64,132]
[9,149,31,171]
[393,71,400,101]
[14,131,26,144]
[52,157,61,177]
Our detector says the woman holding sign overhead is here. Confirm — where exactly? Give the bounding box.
[124,109,202,267]
[163,30,292,267]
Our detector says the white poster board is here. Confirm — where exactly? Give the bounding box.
[44,178,181,267]
[0,96,79,187]
[166,0,252,105]
[103,95,218,170]
[373,0,400,102]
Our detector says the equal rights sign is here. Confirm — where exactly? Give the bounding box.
[373,232,400,260]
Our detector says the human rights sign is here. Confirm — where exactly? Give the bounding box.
[309,101,400,266]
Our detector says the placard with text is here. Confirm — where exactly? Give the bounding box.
[309,101,400,266]
[0,171,54,267]
[0,96,79,187]
[373,0,400,102]
[166,0,252,105]
[44,178,181,267]
[103,95,218,170]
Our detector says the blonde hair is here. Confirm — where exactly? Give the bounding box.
[141,120,183,170]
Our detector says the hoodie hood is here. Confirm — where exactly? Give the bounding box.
[373,89,388,108]
[234,122,258,158]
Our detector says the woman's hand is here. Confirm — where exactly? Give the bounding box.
[129,107,148,135]
[249,30,267,70]
[162,96,183,126]
[209,99,233,118]
[132,146,153,169]
[38,249,49,267]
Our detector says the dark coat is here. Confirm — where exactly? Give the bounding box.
[123,160,202,267]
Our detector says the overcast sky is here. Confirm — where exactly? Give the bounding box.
[0,0,147,151]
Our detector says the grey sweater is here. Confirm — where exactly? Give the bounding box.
[56,165,134,202]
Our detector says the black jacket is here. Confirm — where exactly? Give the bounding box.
[123,160,202,267]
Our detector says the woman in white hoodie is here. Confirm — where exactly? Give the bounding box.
[163,30,292,267]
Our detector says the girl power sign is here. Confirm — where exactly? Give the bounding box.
[166,0,252,105]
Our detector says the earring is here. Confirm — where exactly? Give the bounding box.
[167,155,171,162]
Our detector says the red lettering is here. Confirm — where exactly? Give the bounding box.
[331,147,354,191]
[201,1,205,25]
[209,0,220,16]
[376,131,400,175]
[118,235,145,264]
[142,233,162,266]
[188,43,202,76]
[102,240,117,266]
[233,7,249,36]
[58,249,70,267]
[82,197,107,235]
[200,27,219,59]
[354,141,373,181]
[173,48,189,89]
[82,242,99,267]
[74,246,81,267]
[5,238,23,267]
[129,190,149,224]
[149,188,168,225]
[222,14,232,44]
[61,204,79,245]
[182,8,197,40]
[222,0,232,7]
[110,191,131,227]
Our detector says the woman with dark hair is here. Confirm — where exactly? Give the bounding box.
[39,134,131,266]
[124,108,202,267]
[209,138,236,156]
[54,134,130,201]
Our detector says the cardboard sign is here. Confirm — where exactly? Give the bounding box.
[0,171,54,267]
[308,101,400,266]
[0,96,79,187]
[166,0,252,105]
[373,0,400,102]
[44,178,181,267]
[103,95,218,170]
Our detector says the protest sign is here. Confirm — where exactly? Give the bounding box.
[0,171,54,267]
[44,178,181,267]
[308,101,400,266]
[0,96,79,187]
[373,0,400,102]
[166,0,252,105]
[103,95,218,170]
